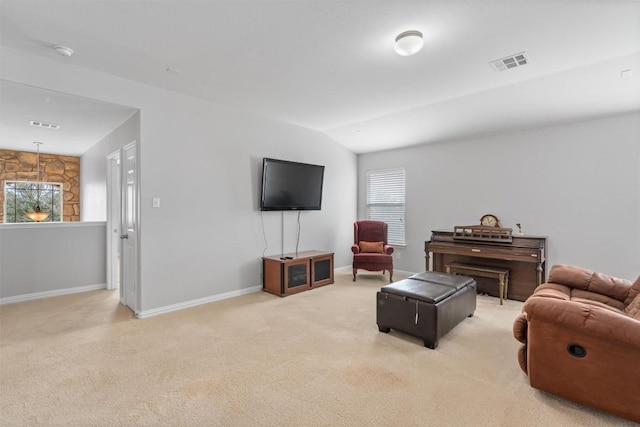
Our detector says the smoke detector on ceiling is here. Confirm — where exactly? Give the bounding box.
[30,120,60,130]
[621,69,633,80]
[54,45,74,57]
[490,52,529,72]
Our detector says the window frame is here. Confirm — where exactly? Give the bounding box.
[4,180,63,223]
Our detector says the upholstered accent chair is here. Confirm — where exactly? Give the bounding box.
[351,220,394,282]
[513,264,640,423]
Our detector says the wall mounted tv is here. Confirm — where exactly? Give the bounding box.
[260,158,325,211]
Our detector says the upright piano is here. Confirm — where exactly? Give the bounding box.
[425,230,547,302]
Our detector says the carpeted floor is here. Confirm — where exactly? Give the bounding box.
[0,271,635,426]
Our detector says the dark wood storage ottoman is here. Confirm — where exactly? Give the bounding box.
[376,271,476,349]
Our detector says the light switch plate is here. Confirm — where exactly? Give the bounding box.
[152,197,160,208]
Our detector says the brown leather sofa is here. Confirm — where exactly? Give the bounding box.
[513,265,640,423]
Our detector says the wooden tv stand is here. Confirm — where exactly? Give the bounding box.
[262,250,334,296]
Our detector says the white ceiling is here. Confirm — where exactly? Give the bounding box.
[0,0,639,155]
[0,80,138,155]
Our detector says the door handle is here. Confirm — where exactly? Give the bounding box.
[120,234,129,239]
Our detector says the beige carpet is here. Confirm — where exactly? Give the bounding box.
[0,271,635,426]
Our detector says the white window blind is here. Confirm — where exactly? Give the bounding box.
[366,167,405,246]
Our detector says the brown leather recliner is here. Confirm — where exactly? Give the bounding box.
[513,265,640,423]
[351,220,394,282]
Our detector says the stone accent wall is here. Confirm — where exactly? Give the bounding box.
[0,149,80,222]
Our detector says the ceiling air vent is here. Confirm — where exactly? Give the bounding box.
[30,120,60,130]
[490,52,529,72]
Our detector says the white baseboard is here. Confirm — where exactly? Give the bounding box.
[136,285,263,319]
[136,265,362,318]
[0,283,106,305]
[395,269,417,277]
[0,268,420,311]
[336,266,417,277]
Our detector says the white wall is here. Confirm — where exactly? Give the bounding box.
[359,112,640,281]
[0,222,106,300]
[140,108,357,311]
[1,47,357,313]
[81,112,140,221]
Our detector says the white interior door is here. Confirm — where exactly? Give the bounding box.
[106,152,121,292]
[121,142,137,312]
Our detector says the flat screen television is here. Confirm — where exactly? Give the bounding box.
[260,158,325,211]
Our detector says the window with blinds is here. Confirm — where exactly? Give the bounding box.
[366,167,405,246]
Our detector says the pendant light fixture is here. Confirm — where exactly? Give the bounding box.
[25,141,50,222]
[395,30,424,56]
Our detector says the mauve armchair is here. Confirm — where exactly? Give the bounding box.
[351,220,394,282]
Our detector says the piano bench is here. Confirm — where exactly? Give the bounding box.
[445,262,510,305]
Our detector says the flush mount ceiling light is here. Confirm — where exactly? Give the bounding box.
[394,30,423,56]
[54,45,74,57]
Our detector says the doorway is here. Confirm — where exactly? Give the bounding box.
[106,142,138,313]
[106,151,121,294]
